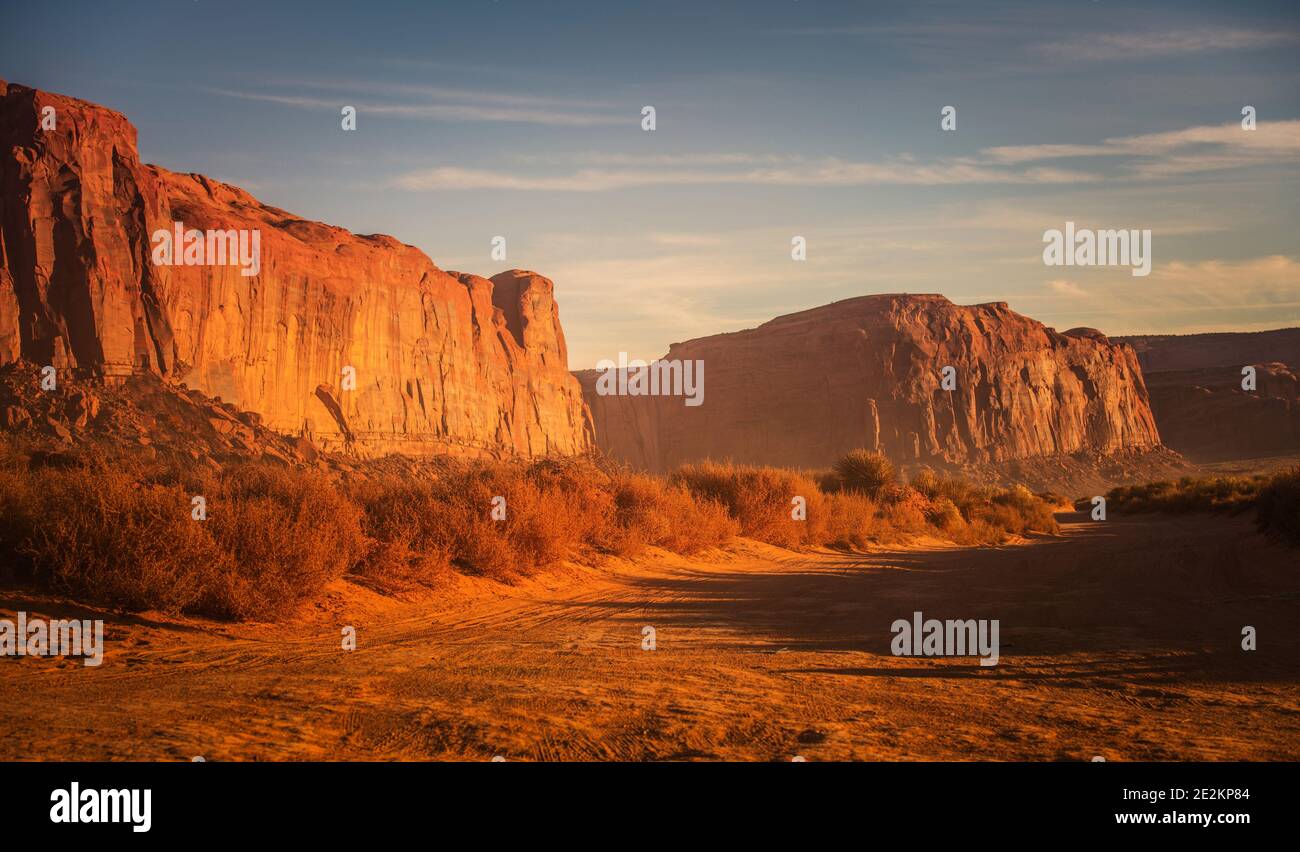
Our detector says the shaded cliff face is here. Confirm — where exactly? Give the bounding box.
[1119,328,1300,373]
[577,294,1161,473]
[0,81,592,457]
[1116,330,1300,462]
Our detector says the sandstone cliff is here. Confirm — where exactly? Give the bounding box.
[0,81,593,457]
[1116,329,1300,462]
[578,294,1162,473]
[1120,328,1300,373]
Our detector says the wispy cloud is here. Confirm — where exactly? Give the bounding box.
[277,78,620,110]
[537,209,1297,364]
[982,120,1300,178]
[392,118,1300,191]
[511,151,803,167]
[206,82,628,127]
[392,117,1300,192]
[1020,256,1300,333]
[984,120,1300,162]
[391,157,1096,192]
[1035,28,1300,61]
[1048,279,1088,298]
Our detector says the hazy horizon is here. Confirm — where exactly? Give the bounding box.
[4,0,1298,368]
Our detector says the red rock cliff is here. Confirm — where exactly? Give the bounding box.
[1116,329,1300,461]
[577,294,1162,472]
[0,81,593,456]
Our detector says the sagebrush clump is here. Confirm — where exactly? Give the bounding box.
[0,442,1069,620]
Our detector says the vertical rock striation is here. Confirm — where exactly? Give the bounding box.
[1117,329,1300,461]
[578,294,1162,472]
[0,80,593,456]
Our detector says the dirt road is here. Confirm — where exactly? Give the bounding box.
[2,512,1297,761]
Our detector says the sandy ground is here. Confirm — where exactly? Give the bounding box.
[1,511,1297,761]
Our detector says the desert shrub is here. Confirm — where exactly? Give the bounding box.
[198,464,368,619]
[0,458,366,619]
[353,458,737,583]
[909,469,987,512]
[470,464,592,575]
[910,469,940,500]
[1087,469,1297,547]
[975,503,1030,536]
[985,484,1060,535]
[0,432,1075,621]
[908,473,1057,540]
[946,517,1006,546]
[597,472,737,556]
[832,450,896,498]
[350,477,455,588]
[670,459,1059,550]
[1106,475,1264,514]
[927,496,964,530]
[354,460,594,582]
[813,469,840,493]
[1256,467,1300,546]
[882,500,928,535]
[909,489,1025,546]
[3,462,221,612]
[820,491,878,549]
[670,461,823,547]
[1035,491,1073,511]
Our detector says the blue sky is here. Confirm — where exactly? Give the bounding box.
[4,0,1299,367]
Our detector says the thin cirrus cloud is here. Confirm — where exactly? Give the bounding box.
[390,159,1096,192]
[773,24,1300,67]
[205,84,628,127]
[982,120,1300,179]
[510,152,803,166]
[1034,28,1300,61]
[389,117,1300,192]
[982,120,1300,162]
[267,77,622,110]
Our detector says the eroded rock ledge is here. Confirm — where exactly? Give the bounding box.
[577,294,1164,475]
[0,80,593,457]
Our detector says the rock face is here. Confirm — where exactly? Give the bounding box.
[0,81,593,457]
[577,294,1162,473]
[1119,328,1300,374]
[1116,330,1300,462]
